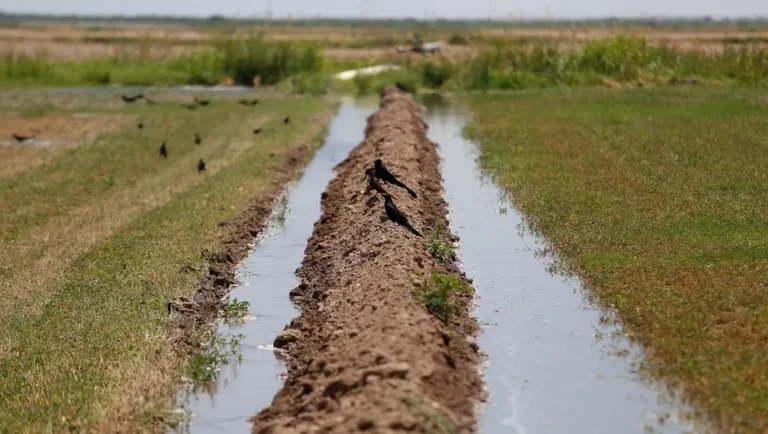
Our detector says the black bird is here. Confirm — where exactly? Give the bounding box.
[137,122,144,130]
[144,97,157,105]
[121,94,144,103]
[12,134,34,143]
[283,116,290,124]
[159,142,168,158]
[383,194,422,237]
[194,133,201,145]
[365,168,389,195]
[181,103,197,110]
[253,128,263,135]
[373,159,417,198]
[194,97,210,106]
[197,159,206,173]
[239,98,259,106]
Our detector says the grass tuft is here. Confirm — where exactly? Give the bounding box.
[425,229,455,264]
[413,272,473,322]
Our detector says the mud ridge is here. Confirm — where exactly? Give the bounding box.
[253,87,484,433]
[168,145,310,354]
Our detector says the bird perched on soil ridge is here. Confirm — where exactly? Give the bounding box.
[373,159,417,198]
[365,168,389,196]
[383,193,422,237]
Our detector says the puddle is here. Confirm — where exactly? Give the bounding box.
[174,98,375,434]
[427,108,700,434]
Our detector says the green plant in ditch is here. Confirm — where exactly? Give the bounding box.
[425,229,456,264]
[413,272,473,322]
[219,298,250,319]
[187,333,244,385]
[406,396,457,434]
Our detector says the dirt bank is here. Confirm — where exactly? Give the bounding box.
[252,87,483,433]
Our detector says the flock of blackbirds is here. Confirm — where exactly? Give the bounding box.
[366,158,422,237]
[118,93,287,174]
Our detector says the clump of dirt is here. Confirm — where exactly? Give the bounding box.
[167,145,310,354]
[252,87,484,433]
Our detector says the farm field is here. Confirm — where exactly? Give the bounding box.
[0,91,334,432]
[467,88,768,433]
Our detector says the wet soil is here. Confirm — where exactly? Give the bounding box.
[251,87,483,433]
[168,145,310,355]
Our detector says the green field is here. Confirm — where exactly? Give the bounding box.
[0,93,333,432]
[468,89,768,433]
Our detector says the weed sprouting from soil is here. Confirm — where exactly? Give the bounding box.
[425,229,455,264]
[406,396,458,434]
[413,272,473,322]
[187,333,244,386]
[219,297,250,320]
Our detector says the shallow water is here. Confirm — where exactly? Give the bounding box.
[428,108,698,434]
[176,98,374,434]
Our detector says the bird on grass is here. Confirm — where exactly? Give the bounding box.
[181,103,197,111]
[137,122,144,130]
[283,116,290,125]
[373,159,417,198]
[194,97,210,107]
[159,142,168,158]
[253,128,263,135]
[197,159,206,173]
[365,168,389,196]
[121,94,144,103]
[383,194,421,237]
[194,133,202,145]
[12,134,34,143]
[238,98,260,106]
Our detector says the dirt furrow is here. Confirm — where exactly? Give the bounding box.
[252,87,483,433]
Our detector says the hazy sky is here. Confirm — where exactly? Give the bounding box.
[1,0,766,19]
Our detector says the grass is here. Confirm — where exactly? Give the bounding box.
[425,229,456,264]
[413,272,473,322]
[0,93,334,432]
[468,88,768,433]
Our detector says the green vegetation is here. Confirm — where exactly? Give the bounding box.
[447,33,470,45]
[188,333,244,385]
[468,88,768,433]
[0,94,334,432]
[219,298,250,319]
[425,229,456,264]
[413,272,473,322]
[0,35,325,88]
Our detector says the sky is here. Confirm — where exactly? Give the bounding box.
[1,0,766,19]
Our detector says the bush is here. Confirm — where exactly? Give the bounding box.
[447,33,469,45]
[420,60,454,89]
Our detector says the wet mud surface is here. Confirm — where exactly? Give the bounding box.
[252,88,483,433]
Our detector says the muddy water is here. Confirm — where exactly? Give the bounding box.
[177,98,374,434]
[427,108,698,434]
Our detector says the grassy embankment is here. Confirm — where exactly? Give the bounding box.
[0,93,334,432]
[4,35,768,92]
[467,89,768,433]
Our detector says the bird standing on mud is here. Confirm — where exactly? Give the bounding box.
[197,159,206,173]
[137,122,144,130]
[253,128,263,135]
[121,94,144,103]
[383,194,422,237]
[12,134,34,143]
[365,168,389,196]
[373,159,417,198]
[194,97,210,107]
[159,142,168,158]
[194,133,202,145]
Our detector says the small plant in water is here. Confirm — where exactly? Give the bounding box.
[187,333,244,385]
[219,297,250,319]
[425,229,455,264]
[413,272,473,322]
